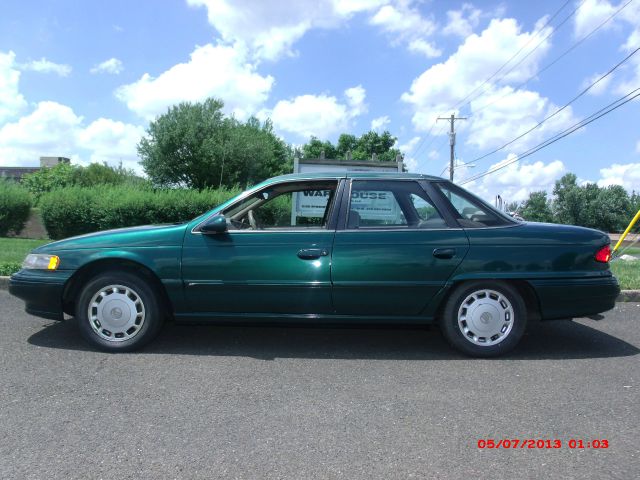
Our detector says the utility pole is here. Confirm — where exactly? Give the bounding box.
[437,113,466,181]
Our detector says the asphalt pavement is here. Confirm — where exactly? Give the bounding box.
[0,290,638,479]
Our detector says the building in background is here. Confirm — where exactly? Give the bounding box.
[0,157,70,181]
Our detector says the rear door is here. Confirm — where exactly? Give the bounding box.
[331,179,469,316]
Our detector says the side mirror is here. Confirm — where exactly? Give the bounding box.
[200,215,228,234]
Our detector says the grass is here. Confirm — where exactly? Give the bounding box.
[0,238,49,276]
[611,261,640,290]
[616,246,640,256]
[0,237,639,291]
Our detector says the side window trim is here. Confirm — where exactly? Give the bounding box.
[224,180,340,232]
[340,179,451,231]
[336,179,352,231]
[420,181,463,228]
[430,181,516,228]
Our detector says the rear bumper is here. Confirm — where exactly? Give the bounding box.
[9,270,71,321]
[530,275,620,320]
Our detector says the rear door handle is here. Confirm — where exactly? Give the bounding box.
[297,248,329,260]
[433,248,456,259]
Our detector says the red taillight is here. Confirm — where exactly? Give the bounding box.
[595,245,611,263]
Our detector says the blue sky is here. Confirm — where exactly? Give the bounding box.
[1,0,639,201]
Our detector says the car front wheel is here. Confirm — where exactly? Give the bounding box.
[439,281,527,357]
[75,271,164,352]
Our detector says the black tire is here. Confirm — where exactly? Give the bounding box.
[75,271,164,352]
[439,281,527,357]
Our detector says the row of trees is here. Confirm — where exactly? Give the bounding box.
[300,131,402,162]
[518,173,639,232]
[137,98,402,189]
[22,161,144,203]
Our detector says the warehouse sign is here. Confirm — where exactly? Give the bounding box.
[296,190,333,218]
[292,157,404,223]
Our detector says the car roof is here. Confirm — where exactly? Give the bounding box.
[265,171,445,183]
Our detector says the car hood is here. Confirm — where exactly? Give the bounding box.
[34,223,189,252]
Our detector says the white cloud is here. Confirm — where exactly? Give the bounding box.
[581,70,613,95]
[91,58,124,75]
[0,101,144,172]
[573,0,616,38]
[407,39,441,57]
[20,57,72,77]
[269,86,367,138]
[77,118,145,169]
[598,162,640,190]
[462,157,566,202]
[637,140,640,153]
[467,87,576,151]
[442,3,482,37]
[116,43,274,121]
[402,18,554,129]
[398,135,420,170]
[344,84,367,116]
[0,51,27,122]
[573,0,640,95]
[187,0,385,61]
[401,17,578,154]
[371,115,390,131]
[370,2,440,57]
[0,101,82,153]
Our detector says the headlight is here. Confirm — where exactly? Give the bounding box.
[22,254,60,270]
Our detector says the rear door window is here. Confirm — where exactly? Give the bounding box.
[347,180,447,229]
[435,183,513,228]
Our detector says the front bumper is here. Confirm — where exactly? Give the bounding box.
[530,275,620,320]
[9,270,72,321]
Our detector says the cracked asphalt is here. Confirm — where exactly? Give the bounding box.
[0,290,639,479]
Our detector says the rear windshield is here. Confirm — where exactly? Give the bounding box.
[435,182,515,228]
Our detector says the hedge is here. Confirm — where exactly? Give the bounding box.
[40,186,241,240]
[0,180,32,236]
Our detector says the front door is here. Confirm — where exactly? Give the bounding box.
[331,179,469,316]
[181,180,340,315]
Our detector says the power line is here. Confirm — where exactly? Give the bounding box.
[454,0,583,112]
[459,46,640,168]
[471,0,636,117]
[459,87,640,185]
[407,117,440,159]
[408,2,576,164]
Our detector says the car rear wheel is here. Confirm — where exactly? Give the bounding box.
[75,271,164,352]
[439,281,527,357]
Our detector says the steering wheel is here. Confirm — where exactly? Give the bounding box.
[248,209,259,230]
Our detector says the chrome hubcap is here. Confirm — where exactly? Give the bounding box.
[88,284,145,342]
[457,289,514,346]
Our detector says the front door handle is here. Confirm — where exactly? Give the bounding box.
[433,248,456,259]
[297,248,329,260]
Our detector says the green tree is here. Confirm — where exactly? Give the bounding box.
[629,190,640,214]
[301,137,337,160]
[138,98,291,189]
[336,134,358,157]
[594,185,631,232]
[73,162,142,187]
[22,162,76,203]
[301,130,402,162]
[552,173,583,225]
[552,173,633,232]
[22,161,145,203]
[520,191,554,223]
[0,179,32,236]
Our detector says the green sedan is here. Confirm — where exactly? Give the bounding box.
[9,172,619,357]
